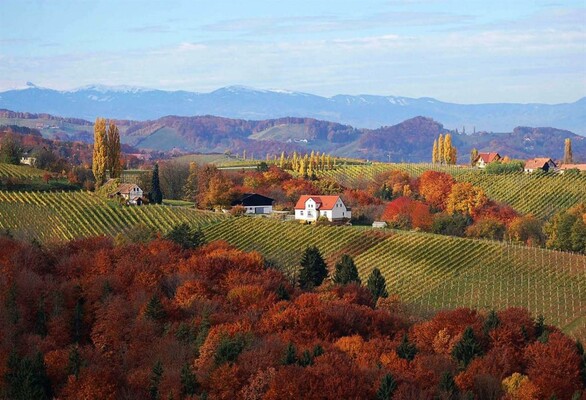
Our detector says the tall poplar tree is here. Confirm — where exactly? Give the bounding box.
[470,148,479,166]
[564,138,573,164]
[107,121,122,178]
[443,134,453,164]
[437,134,444,165]
[92,118,108,187]
[183,162,199,202]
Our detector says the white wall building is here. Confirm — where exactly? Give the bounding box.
[294,195,351,222]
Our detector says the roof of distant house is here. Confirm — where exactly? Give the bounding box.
[559,163,586,171]
[294,195,344,210]
[524,158,556,169]
[475,152,500,163]
[231,193,274,207]
[113,183,141,194]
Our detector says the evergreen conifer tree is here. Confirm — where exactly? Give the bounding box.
[151,163,163,204]
[438,371,458,399]
[366,268,388,304]
[396,334,418,361]
[332,254,361,285]
[149,361,164,400]
[298,246,328,289]
[377,373,397,400]
[451,326,483,368]
[180,363,198,398]
[282,342,297,365]
[483,310,500,336]
[145,294,166,321]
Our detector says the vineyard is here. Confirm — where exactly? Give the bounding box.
[0,162,46,179]
[0,190,225,242]
[203,217,586,338]
[318,163,586,219]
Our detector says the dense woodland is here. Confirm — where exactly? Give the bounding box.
[0,234,585,400]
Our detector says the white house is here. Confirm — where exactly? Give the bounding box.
[524,158,557,173]
[473,152,501,168]
[231,193,274,214]
[110,183,144,205]
[294,195,351,222]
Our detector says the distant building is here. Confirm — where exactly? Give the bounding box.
[473,152,501,168]
[20,149,36,166]
[231,193,274,214]
[372,221,388,228]
[294,195,351,222]
[110,183,144,205]
[524,158,557,173]
[558,164,586,173]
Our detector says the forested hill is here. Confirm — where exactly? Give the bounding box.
[1,110,584,162]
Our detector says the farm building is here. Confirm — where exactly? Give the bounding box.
[473,152,501,168]
[295,195,351,222]
[524,158,557,173]
[231,193,274,214]
[110,183,144,205]
[558,164,586,173]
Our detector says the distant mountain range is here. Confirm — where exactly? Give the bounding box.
[0,82,585,135]
[1,109,584,163]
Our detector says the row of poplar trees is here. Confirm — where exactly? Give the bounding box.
[432,133,457,165]
[92,118,121,187]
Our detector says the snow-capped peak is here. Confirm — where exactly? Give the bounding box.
[69,84,153,94]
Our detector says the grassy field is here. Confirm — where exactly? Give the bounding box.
[173,153,260,167]
[0,190,225,242]
[317,163,586,219]
[203,217,586,339]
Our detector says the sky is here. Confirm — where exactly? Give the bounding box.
[0,0,585,103]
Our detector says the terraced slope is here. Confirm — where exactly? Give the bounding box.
[318,163,586,219]
[203,217,586,338]
[0,191,224,242]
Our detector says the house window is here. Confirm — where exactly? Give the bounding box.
[300,211,304,215]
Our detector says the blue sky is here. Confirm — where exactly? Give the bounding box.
[0,0,584,103]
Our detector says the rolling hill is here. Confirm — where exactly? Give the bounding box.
[1,110,584,162]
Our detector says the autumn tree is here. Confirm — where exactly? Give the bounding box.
[332,254,361,285]
[106,121,122,178]
[564,138,573,164]
[366,268,388,303]
[470,148,479,166]
[92,118,108,187]
[438,134,444,165]
[419,171,454,210]
[446,182,487,216]
[183,162,199,202]
[0,133,23,165]
[443,133,457,165]
[298,246,328,289]
[151,163,163,204]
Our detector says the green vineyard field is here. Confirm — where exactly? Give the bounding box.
[317,163,586,219]
[203,217,586,339]
[0,162,46,179]
[0,190,225,242]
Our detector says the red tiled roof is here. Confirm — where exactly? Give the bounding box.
[294,195,343,210]
[524,158,555,169]
[475,152,500,163]
[559,163,586,171]
[114,183,141,195]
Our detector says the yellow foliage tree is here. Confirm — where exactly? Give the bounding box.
[446,182,488,216]
[443,133,453,164]
[107,121,121,178]
[92,118,108,187]
[437,134,444,165]
[432,139,438,164]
